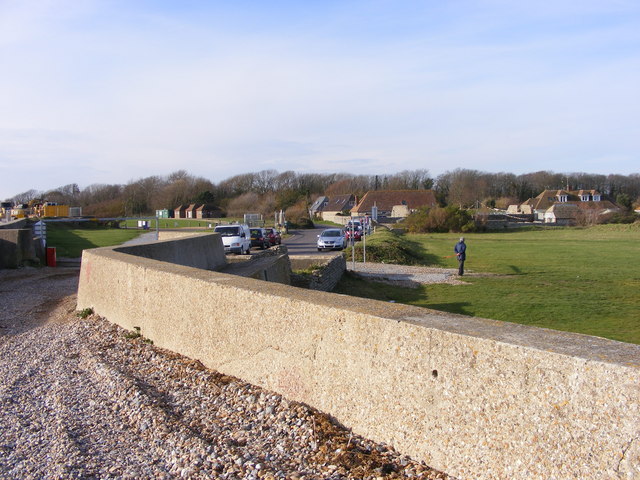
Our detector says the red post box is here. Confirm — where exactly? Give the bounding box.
[46,247,57,267]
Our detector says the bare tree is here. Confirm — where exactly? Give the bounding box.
[11,189,42,204]
[78,184,123,206]
[385,169,433,190]
[226,192,261,217]
[437,169,487,208]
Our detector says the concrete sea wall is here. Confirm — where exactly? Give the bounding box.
[116,233,227,271]
[0,218,28,230]
[0,228,39,268]
[76,237,640,480]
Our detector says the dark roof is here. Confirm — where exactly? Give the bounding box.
[352,190,437,214]
[310,196,328,213]
[546,203,578,219]
[323,194,355,212]
[524,190,617,211]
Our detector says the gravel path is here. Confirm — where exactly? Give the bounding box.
[347,263,466,288]
[0,267,454,480]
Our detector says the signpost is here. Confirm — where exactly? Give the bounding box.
[34,220,46,247]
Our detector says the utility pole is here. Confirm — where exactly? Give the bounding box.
[350,215,355,270]
[362,224,366,264]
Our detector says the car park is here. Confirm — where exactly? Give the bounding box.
[249,228,271,250]
[317,228,347,251]
[264,227,282,246]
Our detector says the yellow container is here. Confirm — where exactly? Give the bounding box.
[11,208,27,218]
[42,204,70,217]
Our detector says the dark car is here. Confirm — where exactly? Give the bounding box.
[249,228,270,250]
[264,227,282,246]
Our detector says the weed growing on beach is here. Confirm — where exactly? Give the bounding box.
[124,326,142,339]
[124,326,153,344]
[76,307,94,319]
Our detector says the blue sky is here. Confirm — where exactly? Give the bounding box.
[1,0,639,198]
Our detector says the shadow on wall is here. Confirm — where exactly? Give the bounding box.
[0,237,17,268]
[0,229,42,268]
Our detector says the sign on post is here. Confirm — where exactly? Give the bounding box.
[34,220,47,247]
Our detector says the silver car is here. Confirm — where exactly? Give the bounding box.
[317,228,347,251]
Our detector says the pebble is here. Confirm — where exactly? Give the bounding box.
[0,268,455,480]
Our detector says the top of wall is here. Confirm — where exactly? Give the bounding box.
[115,232,227,272]
[87,241,640,369]
[0,218,28,230]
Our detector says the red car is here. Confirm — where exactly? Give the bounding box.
[264,227,282,246]
[344,228,362,241]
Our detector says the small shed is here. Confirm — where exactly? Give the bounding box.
[173,205,188,219]
[156,209,174,219]
[196,204,222,219]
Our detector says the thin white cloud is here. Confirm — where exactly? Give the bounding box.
[1,0,639,198]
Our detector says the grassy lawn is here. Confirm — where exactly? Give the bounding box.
[313,219,343,227]
[119,217,287,229]
[120,218,231,229]
[46,223,143,258]
[335,224,640,344]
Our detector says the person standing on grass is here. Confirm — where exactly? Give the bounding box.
[454,237,467,276]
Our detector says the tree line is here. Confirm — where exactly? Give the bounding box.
[7,168,640,220]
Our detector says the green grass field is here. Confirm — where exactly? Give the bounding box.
[335,224,640,344]
[119,218,231,229]
[46,223,142,258]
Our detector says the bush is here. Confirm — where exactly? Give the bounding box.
[402,205,477,233]
[285,201,314,228]
[349,230,424,265]
[605,212,638,224]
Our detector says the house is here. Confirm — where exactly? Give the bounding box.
[351,190,437,219]
[195,204,222,219]
[309,196,328,218]
[520,189,620,223]
[319,194,357,223]
[544,203,578,225]
[506,204,534,215]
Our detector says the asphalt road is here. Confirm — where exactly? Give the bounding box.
[282,226,326,255]
[283,225,362,258]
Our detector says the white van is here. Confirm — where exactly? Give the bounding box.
[213,224,251,254]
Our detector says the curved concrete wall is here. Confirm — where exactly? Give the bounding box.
[77,237,640,480]
[0,228,39,268]
[115,233,227,271]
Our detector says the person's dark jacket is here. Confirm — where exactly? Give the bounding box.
[454,241,466,261]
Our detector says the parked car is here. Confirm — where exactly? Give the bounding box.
[347,219,370,234]
[346,220,362,231]
[345,228,362,242]
[317,228,347,251]
[213,224,251,255]
[264,227,282,246]
[250,228,271,250]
